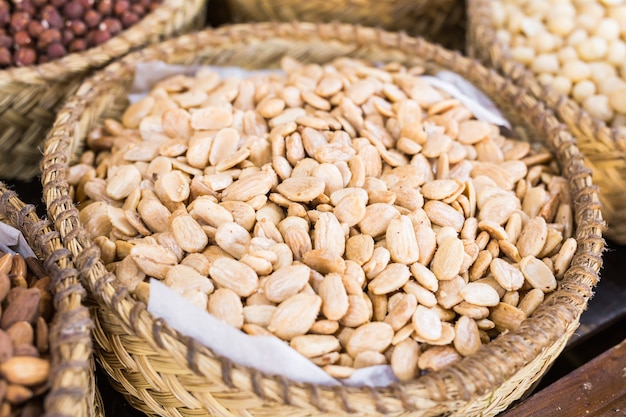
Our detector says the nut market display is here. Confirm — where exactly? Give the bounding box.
[66,56,578,382]
[0,0,163,67]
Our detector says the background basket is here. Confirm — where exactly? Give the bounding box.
[466,0,626,245]
[0,0,207,181]
[0,183,100,416]
[223,0,467,50]
[40,22,605,417]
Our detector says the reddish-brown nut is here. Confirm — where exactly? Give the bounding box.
[100,17,122,35]
[51,0,68,7]
[0,47,12,66]
[37,29,62,49]
[15,0,37,15]
[68,38,87,52]
[27,20,44,38]
[83,10,102,28]
[14,47,36,66]
[131,4,145,15]
[0,33,12,48]
[0,8,10,27]
[67,20,88,36]
[10,12,31,33]
[13,31,32,47]
[114,0,131,16]
[46,42,66,59]
[91,29,110,45]
[97,0,114,16]
[62,28,75,43]
[63,1,85,20]
[41,6,64,29]
[120,10,139,27]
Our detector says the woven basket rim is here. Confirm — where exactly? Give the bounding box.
[0,182,98,417]
[41,21,606,416]
[466,0,626,244]
[0,0,201,85]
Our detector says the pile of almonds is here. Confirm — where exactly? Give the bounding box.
[492,0,626,130]
[0,251,53,416]
[0,0,162,67]
[69,57,577,381]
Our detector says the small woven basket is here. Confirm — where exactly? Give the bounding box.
[40,22,605,417]
[225,0,467,50]
[466,0,626,245]
[0,183,100,417]
[0,0,206,181]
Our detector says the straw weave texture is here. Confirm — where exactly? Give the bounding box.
[466,0,626,245]
[0,183,100,417]
[225,0,467,50]
[0,0,206,181]
[41,22,605,417]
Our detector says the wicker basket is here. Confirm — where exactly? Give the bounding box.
[224,0,467,50]
[40,22,605,417]
[0,183,100,417]
[466,0,626,245]
[0,0,206,181]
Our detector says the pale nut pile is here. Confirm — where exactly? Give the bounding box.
[492,0,626,129]
[69,57,577,381]
[0,251,53,416]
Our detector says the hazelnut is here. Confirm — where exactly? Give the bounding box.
[27,20,44,38]
[0,34,13,49]
[62,28,75,44]
[14,47,37,67]
[83,10,102,28]
[50,0,68,7]
[0,6,11,27]
[114,0,131,16]
[67,20,87,36]
[46,42,67,59]
[131,4,145,16]
[37,29,62,49]
[0,47,12,66]
[120,11,139,28]
[91,29,110,45]
[97,0,114,16]
[68,38,86,52]
[64,1,86,20]
[41,6,64,29]
[14,31,33,47]
[15,0,37,15]
[100,17,122,35]
[10,12,31,33]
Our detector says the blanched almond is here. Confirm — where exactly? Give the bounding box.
[345,322,394,358]
[268,293,322,340]
[209,257,258,297]
[263,264,310,303]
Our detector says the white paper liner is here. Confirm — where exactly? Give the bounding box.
[129,63,511,129]
[0,221,36,259]
[133,61,512,387]
[149,279,398,387]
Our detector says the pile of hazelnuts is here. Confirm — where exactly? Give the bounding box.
[0,0,163,67]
